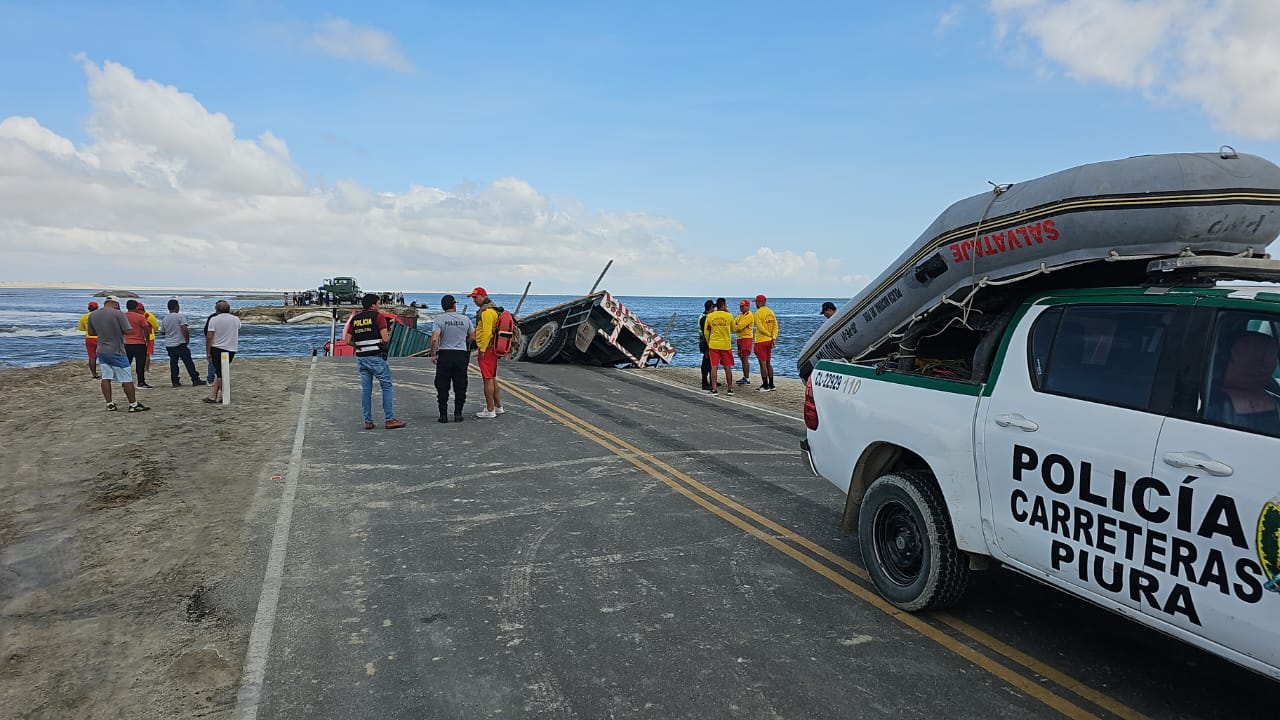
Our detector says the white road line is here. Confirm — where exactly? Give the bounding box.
[233,355,318,720]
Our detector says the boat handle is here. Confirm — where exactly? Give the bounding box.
[1162,451,1233,477]
[994,414,1039,432]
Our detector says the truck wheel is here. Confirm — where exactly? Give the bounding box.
[857,470,969,611]
[510,330,529,361]
[525,320,568,363]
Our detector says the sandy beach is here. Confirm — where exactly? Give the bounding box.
[0,358,799,719]
[0,357,311,719]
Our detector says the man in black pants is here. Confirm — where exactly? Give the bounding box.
[124,299,153,388]
[699,299,714,390]
[429,294,476,423]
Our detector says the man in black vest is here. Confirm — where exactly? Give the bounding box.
[343,293,406,430]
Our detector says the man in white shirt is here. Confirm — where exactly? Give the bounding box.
[204,300,241,403]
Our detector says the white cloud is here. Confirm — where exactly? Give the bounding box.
[989,0,1280,138]
[0,58,859,296]
[936,4,964,34]
[308,18,414,73]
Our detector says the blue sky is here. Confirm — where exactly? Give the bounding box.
[2,1,1279,295]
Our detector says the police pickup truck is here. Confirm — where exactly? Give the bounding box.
[801,256,1280,680]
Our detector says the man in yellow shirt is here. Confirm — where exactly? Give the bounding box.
[77,300,100,378]
[753,294,778,392]
[732,299,754,386]
[704,298,735,395]
[468,286,505,418]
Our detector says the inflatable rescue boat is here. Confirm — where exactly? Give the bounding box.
[797,150,1280,378]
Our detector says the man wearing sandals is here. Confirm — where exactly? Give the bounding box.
[203,300,241,404]
[86,296,148,413]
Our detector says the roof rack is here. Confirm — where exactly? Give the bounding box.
[1146,255,1280,286]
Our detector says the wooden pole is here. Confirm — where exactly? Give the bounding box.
[588,259,613,295]
[663,312,676,338]
[513,281,532,316]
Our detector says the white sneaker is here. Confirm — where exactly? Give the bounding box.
[494,406,505,415]
[476,409,497,419]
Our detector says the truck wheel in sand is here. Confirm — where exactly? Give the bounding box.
[525,320,569,363]
[858,470,970,611]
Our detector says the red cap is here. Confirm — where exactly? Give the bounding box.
[755,294,766,304]
[137,302,145,311]
[88,301,99,310]
[467,287,487,298]
[739,299,750,308]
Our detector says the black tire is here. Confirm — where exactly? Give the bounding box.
[857,470,969,611]
[525,320,568,363]
[510,329,529,361]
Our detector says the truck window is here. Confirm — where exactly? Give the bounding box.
[1027,306,1062,390]
[1201,310,1280,437]
[1033,304,1174,411]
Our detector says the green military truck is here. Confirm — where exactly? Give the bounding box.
[320,277,360,304]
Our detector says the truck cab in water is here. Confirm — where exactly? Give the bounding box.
[802,255,1280,681]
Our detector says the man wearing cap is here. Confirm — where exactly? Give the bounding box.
[86,296,148,412]
[733,299,754,385]
[698,300,714,390]
[342,294,406,429]
[821,301,838,320]
[77,301,100,378]
[468,287,505,418]
[753,294,778,392]
[429,294,475,423]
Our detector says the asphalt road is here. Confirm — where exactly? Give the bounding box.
[241,357,1275,719]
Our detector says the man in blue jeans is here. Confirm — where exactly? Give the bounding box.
[342,293,406,429]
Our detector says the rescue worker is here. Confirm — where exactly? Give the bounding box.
[733,298,754,385]
[78,300,100,378]
[468,287,505,418]
[753,294,778,392]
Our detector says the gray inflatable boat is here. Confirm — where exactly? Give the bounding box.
[797,150,1280,379]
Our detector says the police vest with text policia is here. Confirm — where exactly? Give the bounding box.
[349,310,385,357]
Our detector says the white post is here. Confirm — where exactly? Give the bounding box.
[222,356,231,405]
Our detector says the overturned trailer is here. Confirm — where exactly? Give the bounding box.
[797,149,1280,379]
[512,291,676,367]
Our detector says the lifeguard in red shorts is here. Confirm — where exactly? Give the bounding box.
[733,299,754,385]
[704,298,736,395]
[77,301,100,378]
[752,294,778,392]
[469,287,505,419]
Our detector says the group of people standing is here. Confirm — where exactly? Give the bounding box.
[340,287,506,430]
[699,295,778,396]
[78,297,242,411]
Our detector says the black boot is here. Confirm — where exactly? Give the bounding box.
[438,404,449,423]
[453,405,465,423]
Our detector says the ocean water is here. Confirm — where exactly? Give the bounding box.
[0,288,839,378]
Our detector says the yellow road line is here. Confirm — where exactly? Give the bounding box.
[497,378,1147,720]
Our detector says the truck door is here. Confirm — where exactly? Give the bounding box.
[1148,306,1280,670]
[979,301,1176,612]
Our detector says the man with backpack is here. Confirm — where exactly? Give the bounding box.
[468,286,506,419]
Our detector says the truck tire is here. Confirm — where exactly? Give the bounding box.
[510,329,529,361]
[857,470,969,611]
[525,320,568,363]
